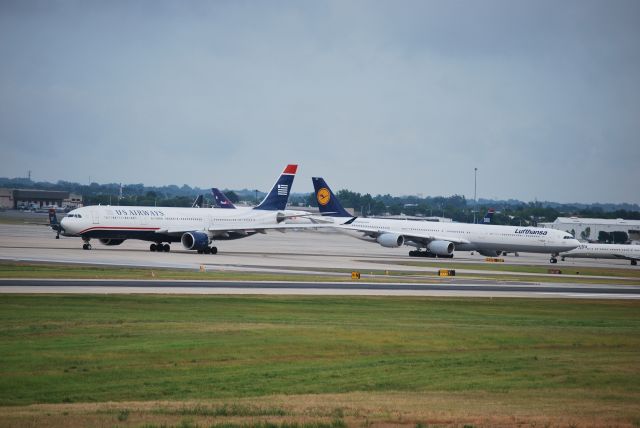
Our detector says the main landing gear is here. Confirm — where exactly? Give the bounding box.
[550,253,559,264]
[150,243,170,252]
[409,250,453,258]
[197,246,218,255]
[82,238,91,250]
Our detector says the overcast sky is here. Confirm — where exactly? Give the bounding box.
[1,0,639,203]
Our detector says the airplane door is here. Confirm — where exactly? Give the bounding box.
[91,211,99,224]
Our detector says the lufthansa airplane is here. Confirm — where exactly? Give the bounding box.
[51,165,315,254]
[311,177,580,263]
[560,243,640,265]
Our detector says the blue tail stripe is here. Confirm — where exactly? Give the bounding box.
[254,171,295,211]
[311,177,352,217]
[211,188,236,209]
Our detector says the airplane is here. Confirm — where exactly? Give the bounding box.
[560,243,640,266]
[211,188,236,209]
[210,187,313,224]
[192,195,204,208]
[482,208,495,224]
[311,177,580,263]
[52,165,316,254]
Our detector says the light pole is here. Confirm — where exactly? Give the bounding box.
[473,167,478,224]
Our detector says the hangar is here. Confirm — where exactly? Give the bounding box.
[0,189,83,210]
[539,217,640,243]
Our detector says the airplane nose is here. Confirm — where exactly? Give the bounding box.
[60,217,73,235]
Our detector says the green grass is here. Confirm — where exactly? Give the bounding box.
[0,295,639,408]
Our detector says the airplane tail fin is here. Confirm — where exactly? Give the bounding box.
[482,208,495,224]
[48,208,59,228]
[49,208,63,238]
[254,164,297,211]
[311,177,352,217]
[212,188,236,209]
[191,195,204,208]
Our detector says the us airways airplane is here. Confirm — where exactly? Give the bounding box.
[211,188,236,209]
[560,243,640,265]
[52,165,315,254]
[311,177,580,263]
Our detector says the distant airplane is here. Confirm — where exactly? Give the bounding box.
[52,165,316,254]
[211,188,236,209]
[560,243,640,266]
[311,177,579,263]
[482,208,495,224]
[192,195,204,208]
[209,187,313,224]
[478,208,519,256]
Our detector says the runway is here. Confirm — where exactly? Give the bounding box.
[1,278,639,299]
[1,221,639,299]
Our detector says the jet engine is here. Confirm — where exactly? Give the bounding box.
[477,249,502,257]
[181,231,210,251]
[427,240,454,256]
[376,233,405,248]
[99,238,126,246]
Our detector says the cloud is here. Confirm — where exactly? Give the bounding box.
[0,0,638,203]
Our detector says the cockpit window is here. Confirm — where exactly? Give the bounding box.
[563,236,573,239]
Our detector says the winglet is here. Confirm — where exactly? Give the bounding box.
[254,164,297,211]
[343,216,358,225]
[311,177,352,217]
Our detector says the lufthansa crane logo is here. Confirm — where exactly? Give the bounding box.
[317,188,330,206]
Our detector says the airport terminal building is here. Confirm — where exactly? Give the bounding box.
[0,188,83,210]
[539,217,640,243]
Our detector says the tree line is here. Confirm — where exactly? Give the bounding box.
[1,177,638,226]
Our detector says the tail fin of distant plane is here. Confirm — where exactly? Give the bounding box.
[482,208,495,224]
[211,188,236,209]
[254,164,297,211]
[48,208,59,228]
[49,208,63,238]
[311,177,352,217]
[191,195,204,208]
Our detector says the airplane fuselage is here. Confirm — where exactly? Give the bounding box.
[561,243,640,262]
[325,217,579,255]
[60,205,306,242]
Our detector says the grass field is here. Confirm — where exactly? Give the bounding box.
[0,295,639,427]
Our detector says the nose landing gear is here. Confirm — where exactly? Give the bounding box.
[82,239,92,250]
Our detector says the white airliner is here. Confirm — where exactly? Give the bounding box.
[311,177,580,263]
[51,165,315,254]
[560,243,640,266]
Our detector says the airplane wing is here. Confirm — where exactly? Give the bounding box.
[612,254,640,262]
[156,223,328,236]
[338,224,471,245]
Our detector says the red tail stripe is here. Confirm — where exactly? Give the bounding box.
[79,226,160,234]
[283,164,298,174]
